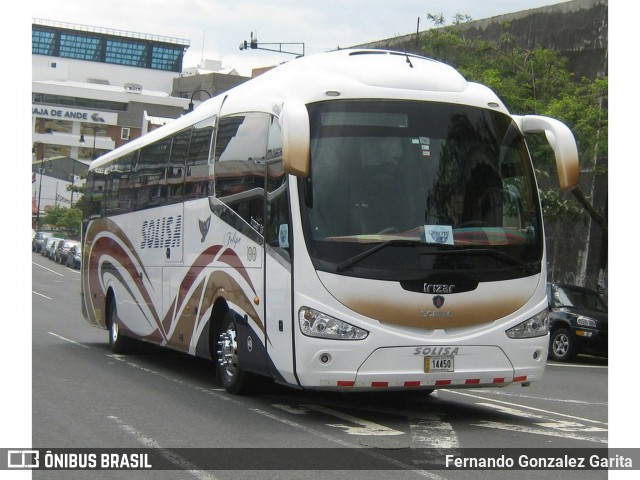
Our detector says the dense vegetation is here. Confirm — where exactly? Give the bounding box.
[419,13,607,229]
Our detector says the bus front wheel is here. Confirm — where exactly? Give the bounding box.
[216,312,253,395]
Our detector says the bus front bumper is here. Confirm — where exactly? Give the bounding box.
[298,343,547,391]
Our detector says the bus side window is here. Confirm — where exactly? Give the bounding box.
[185,117,216,200]
[167,128,191,204]
[265,116,290,261]
[117,152,135,215]
[86,169,105,219]
[133,137,171,211]
[103,152,136,216]
[214,113,269,234]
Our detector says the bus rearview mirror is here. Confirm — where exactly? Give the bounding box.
[514,115,580,191]
[281,99,310,177]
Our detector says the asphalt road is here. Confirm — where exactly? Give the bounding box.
[29,252,611,479]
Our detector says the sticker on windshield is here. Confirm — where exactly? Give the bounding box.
[424,225,454,245]
[279,224,290,248]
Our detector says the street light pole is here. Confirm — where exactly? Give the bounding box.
[239,32,305,57]
[186,89,212,113]
[78,126,99,207]
[79,126,98,159]
[32,142,45,230]
[69,161,76,208]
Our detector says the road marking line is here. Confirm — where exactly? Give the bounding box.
[108,356,446,478]
[275,398,461,447]
[251,406,446,479]
[32,262,64,276]
[107,415,219,480]
[304,404,405,436]
[546,362,607,369]
[443,389,607,426]
[466,389,607,406]
[474,402,607,433]
[272,404,309,415]
[410,414,460,449]
[534,420,606,433]
[48,331,90,349]
[474,402,547,420]
[107,355,235,403]
[32,291,52,300]
[471,420,608,444]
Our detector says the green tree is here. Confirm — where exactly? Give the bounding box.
[42,205,82,238]
[61,207,82,236]
[419,14,607,230]
[42,205,67,228]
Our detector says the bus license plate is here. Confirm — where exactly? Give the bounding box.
[425,355,454,373]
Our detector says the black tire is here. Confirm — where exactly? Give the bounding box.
[216,312,254,395]
[549,327,576,362]
[107,297,135,354]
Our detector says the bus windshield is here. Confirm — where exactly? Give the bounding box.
[300,100,543,282]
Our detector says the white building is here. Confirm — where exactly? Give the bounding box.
[32,18,192,225]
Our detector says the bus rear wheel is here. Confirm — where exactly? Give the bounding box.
[216,312,253,395]
[107,297,135,354]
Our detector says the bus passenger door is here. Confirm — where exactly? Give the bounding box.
[263,119,296,386]
[214,113,269,375]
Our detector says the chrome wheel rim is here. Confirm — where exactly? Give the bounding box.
[218,324,238,381]
[111,319,119,344]
[553,333,569,357]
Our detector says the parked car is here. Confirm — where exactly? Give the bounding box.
[33,232,53,253]
[547,283,608,362]
[45,237,65,259]
[40,236,57,256]
[55,239,80,264]
[65,244,82,269]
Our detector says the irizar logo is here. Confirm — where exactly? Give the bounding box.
[423,283,455,294]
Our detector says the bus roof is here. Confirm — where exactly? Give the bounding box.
[90,49,507,171]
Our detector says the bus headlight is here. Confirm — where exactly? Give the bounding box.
[299,307,369,340]
[505,310,549,339]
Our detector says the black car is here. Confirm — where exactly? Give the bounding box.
[547,283,608,362]
[65,244,82,269]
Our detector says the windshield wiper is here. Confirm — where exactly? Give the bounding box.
[336,239,535,273]
[336,239,423,272]
[337,242,537,274]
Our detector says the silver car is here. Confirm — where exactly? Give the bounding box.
[45,237,65,259]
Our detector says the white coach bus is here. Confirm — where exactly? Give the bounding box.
[81,49,579,394]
